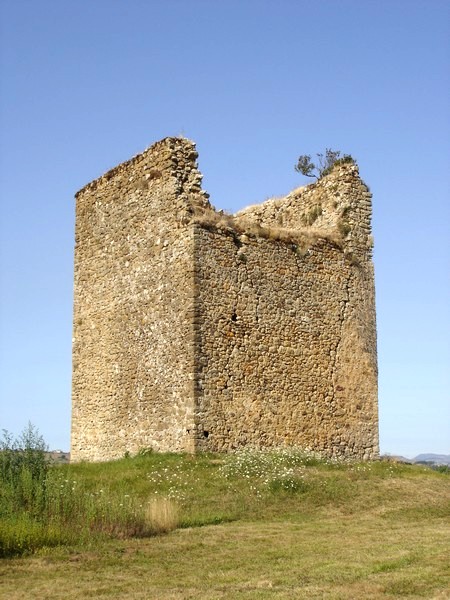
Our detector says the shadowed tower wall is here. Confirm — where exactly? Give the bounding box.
[71,138,378,462]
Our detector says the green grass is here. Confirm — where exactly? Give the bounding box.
[1,450,449,598]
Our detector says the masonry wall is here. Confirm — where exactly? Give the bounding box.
[71,139,209,461]
[71,138,378,462]
[224,163,379,458]
[192,210,378,459]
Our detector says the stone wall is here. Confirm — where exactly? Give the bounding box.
[71,138,209,460]
[71,137,378,461]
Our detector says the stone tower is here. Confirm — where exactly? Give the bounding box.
[71,138,378,461]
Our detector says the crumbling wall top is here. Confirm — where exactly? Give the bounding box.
[75,137,211,212]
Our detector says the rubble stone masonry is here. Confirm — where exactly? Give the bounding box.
[71,137,378,461]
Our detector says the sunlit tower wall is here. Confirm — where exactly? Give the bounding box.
[71,138,378,462]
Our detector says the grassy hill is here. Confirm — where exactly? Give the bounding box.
[1,450,449,599]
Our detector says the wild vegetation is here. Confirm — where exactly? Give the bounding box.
[295,148,355,180]
[1,427,449,598]
[193,206,343,255]
[0,425,178,558]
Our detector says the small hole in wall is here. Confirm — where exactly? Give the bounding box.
[203,431,209,438]
[233,236,242,249]
[231,312,237,322]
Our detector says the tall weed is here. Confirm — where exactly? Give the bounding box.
[0,426,180,557]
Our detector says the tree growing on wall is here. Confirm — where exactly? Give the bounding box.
[295,149,354,180]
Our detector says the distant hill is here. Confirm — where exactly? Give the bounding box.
[381,455,412,463]
[413,454,450,466]
[381,453,450,467]
[47,450,70,464]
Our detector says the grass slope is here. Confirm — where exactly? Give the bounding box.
[1,451,449,599]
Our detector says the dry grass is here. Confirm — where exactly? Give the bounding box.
[192,207,343,252]
[145,497,178,534]
[1,515,448,599]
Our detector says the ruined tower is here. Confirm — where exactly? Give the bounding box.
[71,137,378,461]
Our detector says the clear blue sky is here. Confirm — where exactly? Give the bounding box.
[1,0,449,457]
